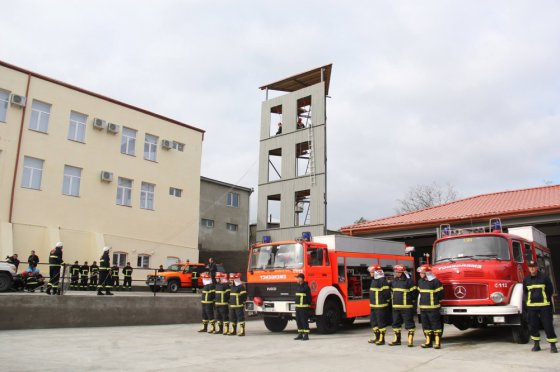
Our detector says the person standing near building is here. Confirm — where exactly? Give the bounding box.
[46,242,64,295]
[89,261,99,290]
[389,264,417,347]
[367,265,391,345]
[207,258,217,284]
[7,254,20,272]
[80,261,89,290]
[122,262,133,291]
[111,263,120,291]
[417,264,444,349]
[294,273,311,341]
[228,273,247,336]
[27,250,39,270]
[213,272,230,334]
[70,260,81,290]
[97,247,113,295]
[198,272,216,333]
[523,260,558,353]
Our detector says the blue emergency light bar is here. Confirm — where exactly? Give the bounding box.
[302,232,312,241]
[262,236,272,243]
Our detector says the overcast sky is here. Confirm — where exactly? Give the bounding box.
[3,1,560,230]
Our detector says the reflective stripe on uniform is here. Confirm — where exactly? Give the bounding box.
[526,284,551,306]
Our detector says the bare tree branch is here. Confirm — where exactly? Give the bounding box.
[395,182,458,214]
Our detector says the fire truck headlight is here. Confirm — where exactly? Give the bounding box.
[490,292,504,304]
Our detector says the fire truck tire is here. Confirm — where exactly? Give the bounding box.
[343,317,355,326]
[316,299,341,334]
[511,321,530,344]
[167,279,180,293]
[263,317,288,332]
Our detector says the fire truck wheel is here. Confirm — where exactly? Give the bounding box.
[343,317,355,326]
[263,317,288,332]
[316,299,341,334]
[512,323,530,344]
[167,279,180,293]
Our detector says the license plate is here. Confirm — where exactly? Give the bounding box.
[493,316,505,323]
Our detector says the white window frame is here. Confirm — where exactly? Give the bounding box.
[201,218,214,228]
[137,254,150,268]
[21,156,44,190]
[140,182,155,210]
[62,165,82,197]
[121,127,137,156]
[113,252,127,267]
[172,141,185,151]
[227,192,239,208]
[226,223,238,232]
[116,177,133,206]
[0,90,9,123]
[29,100,51,133]
[68,111,87,143]
[169,187,182,197]
[144,134,158,161]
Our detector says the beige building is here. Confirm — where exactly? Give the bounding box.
[0,60,204,282]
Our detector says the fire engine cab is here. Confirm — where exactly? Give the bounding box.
[432,218,557,343]
[245,233,414,334]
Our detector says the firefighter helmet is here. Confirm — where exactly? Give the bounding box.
[417,264,432,273]
[367,264,382,273]
[215,272,228,281]
[200,272,211,279]
[393,264,406,273]
[229,272,241,280]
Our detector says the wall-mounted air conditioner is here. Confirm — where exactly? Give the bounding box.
[107,123,120,134]
[100,171,114,182]
[161,139,173,150]
[93,118,106,130]
[10,94,26,107]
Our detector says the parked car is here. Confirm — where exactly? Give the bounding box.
[0,262,17,292]
[146,262,225,293]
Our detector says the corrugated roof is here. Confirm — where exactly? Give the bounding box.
[259,64,332,95]
[340,185,560,235]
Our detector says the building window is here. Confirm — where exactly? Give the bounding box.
[144,134,158,161]
[226,223,238,232]
[137,254,150,268]
[0,90,9,122]
[29,100,51,133]
[140,182,155,210]
[21,156,44,190]
[113,252,127,267]
[172,141,185,151]
[121,127,137,156]
[116,177,133,206]
[68,111,87,143]
[169,187,182,197]
[62,165,82,197]
[201,218,214,228]
[227,192,239,208]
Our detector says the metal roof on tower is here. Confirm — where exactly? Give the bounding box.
[259,64,332,95]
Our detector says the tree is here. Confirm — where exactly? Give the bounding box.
[395,182,458,214]
[354,217,368,224]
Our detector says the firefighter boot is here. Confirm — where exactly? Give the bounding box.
[388,331,401,346]
[198,322,208,333]
[421,332,433,348]
[302,332,309,341]
[228,324,237,336]
[105,289,114,295]
[368,329,380,344]
[375,330,386,345]
[551,343,558,353]
[46,285,51,295]
[531,340,541,352]
[238,322,245,337]
[434,332,442,349]
[216,321,223,334]
[223,322,229,336]
[294,332,303,340]
[209,321,216,334]
[97,289,105,295]
[407,330,415,347]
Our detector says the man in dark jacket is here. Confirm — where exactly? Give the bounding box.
[294,273,312,341]
[80,261,89,290]
[97,247,113,295]
[523,260,557,353]
[207,258,217,284]
[367,264,391,345]
[27,250,39,270]
[70,261,80,290]
[417,264,444,349]
[111,264,120,291]
[46,242,64,295]
[89,261,99,290]
[390,264,417,347]
[122,262,133,291]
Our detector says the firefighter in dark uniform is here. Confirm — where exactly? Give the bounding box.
[46,242,64,295]
[79,261,89,290]
[390,264,417,347]
[90,261,99,290]
[111,263,120,290]
[228,272,247,336]
[523,260,558,353]
[214,272,230,334]
[417,264,444,349]
[198,272,216,333]
[97,247,114,295]
[191,268,199,293]
[294,273,312,341]
[367,264,391,345]
[70,261,80,290]
[122,262,133,291]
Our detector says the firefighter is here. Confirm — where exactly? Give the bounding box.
[390,264,417,347]
[294,273,311,341]
[70,261,80,290]
[46,242,64,295]
[80,261,89,290]
[111,263,121,290]
[198,272,216,333]
[97,247,114,295]
[122,262,133,291]
[191,268,199,293]
[228,272,247,336]
[417,264,444,349]
[367,264,391,345]
[523,260,558,353]
[214,272,230,334]
[90,261,99,290]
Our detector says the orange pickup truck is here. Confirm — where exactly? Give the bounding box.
[146,262,225,292]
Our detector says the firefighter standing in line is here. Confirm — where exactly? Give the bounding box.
[523,260,558,353]
[97,247,114,295]
[367,264,391,345]
[122,262,133,291]
[90,261,99,290]
[294,273,311,341]
[214,272,230,334]
[228,272,247,336]
[70,260,81,290]
[198,272,216,333]
[389,264,417,347]
[80,261,89,290]
[191,268,199,293]
[111,263,120,291]
[46,242,64,295]
[417,264,444,349]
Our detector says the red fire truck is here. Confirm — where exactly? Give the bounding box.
[432,218,557,343]
[245,233,415,334]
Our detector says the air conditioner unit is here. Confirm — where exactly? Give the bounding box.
[107,123,120,134]
[10,94,26,107]
[93,118,106,130]
[161,139,173,150]
[100,171,113,182]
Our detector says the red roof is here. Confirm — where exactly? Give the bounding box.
[340,185,560,235]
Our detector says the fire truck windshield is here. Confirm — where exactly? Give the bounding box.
[434,236,510,263]
[249,243,304,270]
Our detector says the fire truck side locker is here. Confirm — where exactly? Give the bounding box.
[313,235,405,253]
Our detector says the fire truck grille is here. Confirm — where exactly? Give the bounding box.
[444,284,488,300]
[463,270,484,278]
[247,282,297,300]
